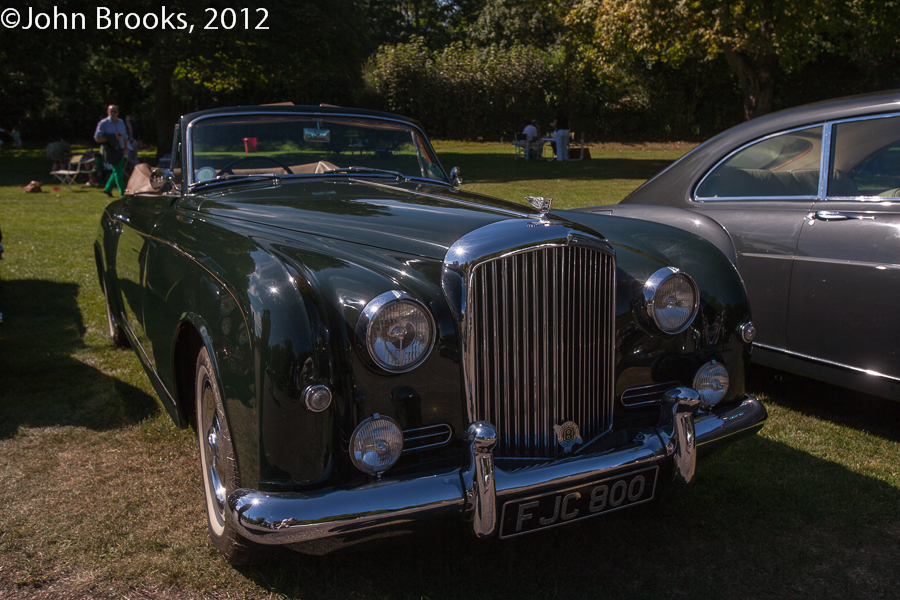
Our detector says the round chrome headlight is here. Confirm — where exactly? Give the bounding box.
[693,360,729,407]
[350,414,404,475]
[643,267,700,334]
[358,291,435,373]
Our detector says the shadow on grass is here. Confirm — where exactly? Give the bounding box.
[749,365,900,442]
[235,410,900,599]
[0,279,159,439]
[440,151,675,185]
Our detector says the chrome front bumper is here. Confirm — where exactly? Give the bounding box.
[227,392,766,546]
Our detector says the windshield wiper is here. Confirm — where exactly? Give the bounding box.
[322,166,405,180]
[192,173,280,189]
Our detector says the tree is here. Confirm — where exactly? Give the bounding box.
[568,0,847,119]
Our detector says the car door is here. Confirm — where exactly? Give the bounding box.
[692,126,823,352]
[787,114,900,379]
[107,191,174,367]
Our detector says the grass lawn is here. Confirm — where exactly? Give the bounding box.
[0,144,898,599]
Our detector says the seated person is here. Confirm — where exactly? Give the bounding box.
[522,120,541,159]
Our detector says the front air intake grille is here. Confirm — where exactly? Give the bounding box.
[467,244,615,458]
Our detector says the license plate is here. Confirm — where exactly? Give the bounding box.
[499,466,659,538]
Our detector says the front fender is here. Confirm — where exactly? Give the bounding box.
[570,205,737,265]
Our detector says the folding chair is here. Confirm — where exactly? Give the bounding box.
[51,152,95,190]
[512,134,527,160]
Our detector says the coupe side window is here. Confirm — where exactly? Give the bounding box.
[830,115,900,198]
[696,126,823,199]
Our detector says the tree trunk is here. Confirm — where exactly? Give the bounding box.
[152,66,178,159]
[723,48,776,120]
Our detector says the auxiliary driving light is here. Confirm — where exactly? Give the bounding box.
[693,360,729,407]
[350,414,404,475]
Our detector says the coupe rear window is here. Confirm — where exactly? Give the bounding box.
[696,127,823,199]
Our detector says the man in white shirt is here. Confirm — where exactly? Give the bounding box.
[522,120,541,159]
[94,104,128,197]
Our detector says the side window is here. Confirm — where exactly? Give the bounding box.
[696,126,823,199]
[829,115,900,198]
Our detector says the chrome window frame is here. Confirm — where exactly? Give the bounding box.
[824,112,900,201]
[693,112,900,203]
[183,110,451,190]
[691,123,825,203]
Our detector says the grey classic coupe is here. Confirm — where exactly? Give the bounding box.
[96,105,766,564]
[579,90,900,400]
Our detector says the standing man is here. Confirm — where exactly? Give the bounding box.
[94,104,128,197]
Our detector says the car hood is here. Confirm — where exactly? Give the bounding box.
[193,178,537,260]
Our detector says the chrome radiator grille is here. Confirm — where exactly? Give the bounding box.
[467,244,615,458]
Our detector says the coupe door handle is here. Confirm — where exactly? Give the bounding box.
[807,210,874,222]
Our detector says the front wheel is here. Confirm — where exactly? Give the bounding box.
[195,346,265,565]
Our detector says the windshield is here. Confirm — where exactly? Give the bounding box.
[187,113,448,187]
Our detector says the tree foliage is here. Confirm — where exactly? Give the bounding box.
[2,0,899,146]
[367,37,552,138]
[566,0,899,120]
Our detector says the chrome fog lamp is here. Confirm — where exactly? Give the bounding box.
[643,267,699,334]
[693,360,729,407]
[358,291,435,373]
[350,414,404,475]
[303,384,332,412]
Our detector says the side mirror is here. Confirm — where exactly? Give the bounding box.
[150,168,175,193]
[450,166,462,187]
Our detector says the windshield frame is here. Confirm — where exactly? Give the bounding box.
[184,110,450,190]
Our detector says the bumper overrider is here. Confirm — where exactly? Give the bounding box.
[228,389,766,546]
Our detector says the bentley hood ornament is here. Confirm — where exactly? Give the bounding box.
[525,196,553,217]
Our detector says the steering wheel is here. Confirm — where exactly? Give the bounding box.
[217,156,293,176]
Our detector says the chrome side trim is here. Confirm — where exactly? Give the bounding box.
[752,342,900,383]
[741,253,899,271]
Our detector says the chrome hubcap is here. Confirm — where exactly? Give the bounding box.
[201,381,226,516]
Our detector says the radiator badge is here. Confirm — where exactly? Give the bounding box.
[554,421,583,453]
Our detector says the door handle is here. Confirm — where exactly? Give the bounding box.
[807,210,875,222]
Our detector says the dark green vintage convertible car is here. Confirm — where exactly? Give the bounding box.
[95,105,767,564]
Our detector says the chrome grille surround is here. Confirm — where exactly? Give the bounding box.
[442,219,616,459]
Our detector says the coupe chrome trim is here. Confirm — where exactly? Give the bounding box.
[227,393,767,546]
[752,342,900,382]
[741,253,900,270]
